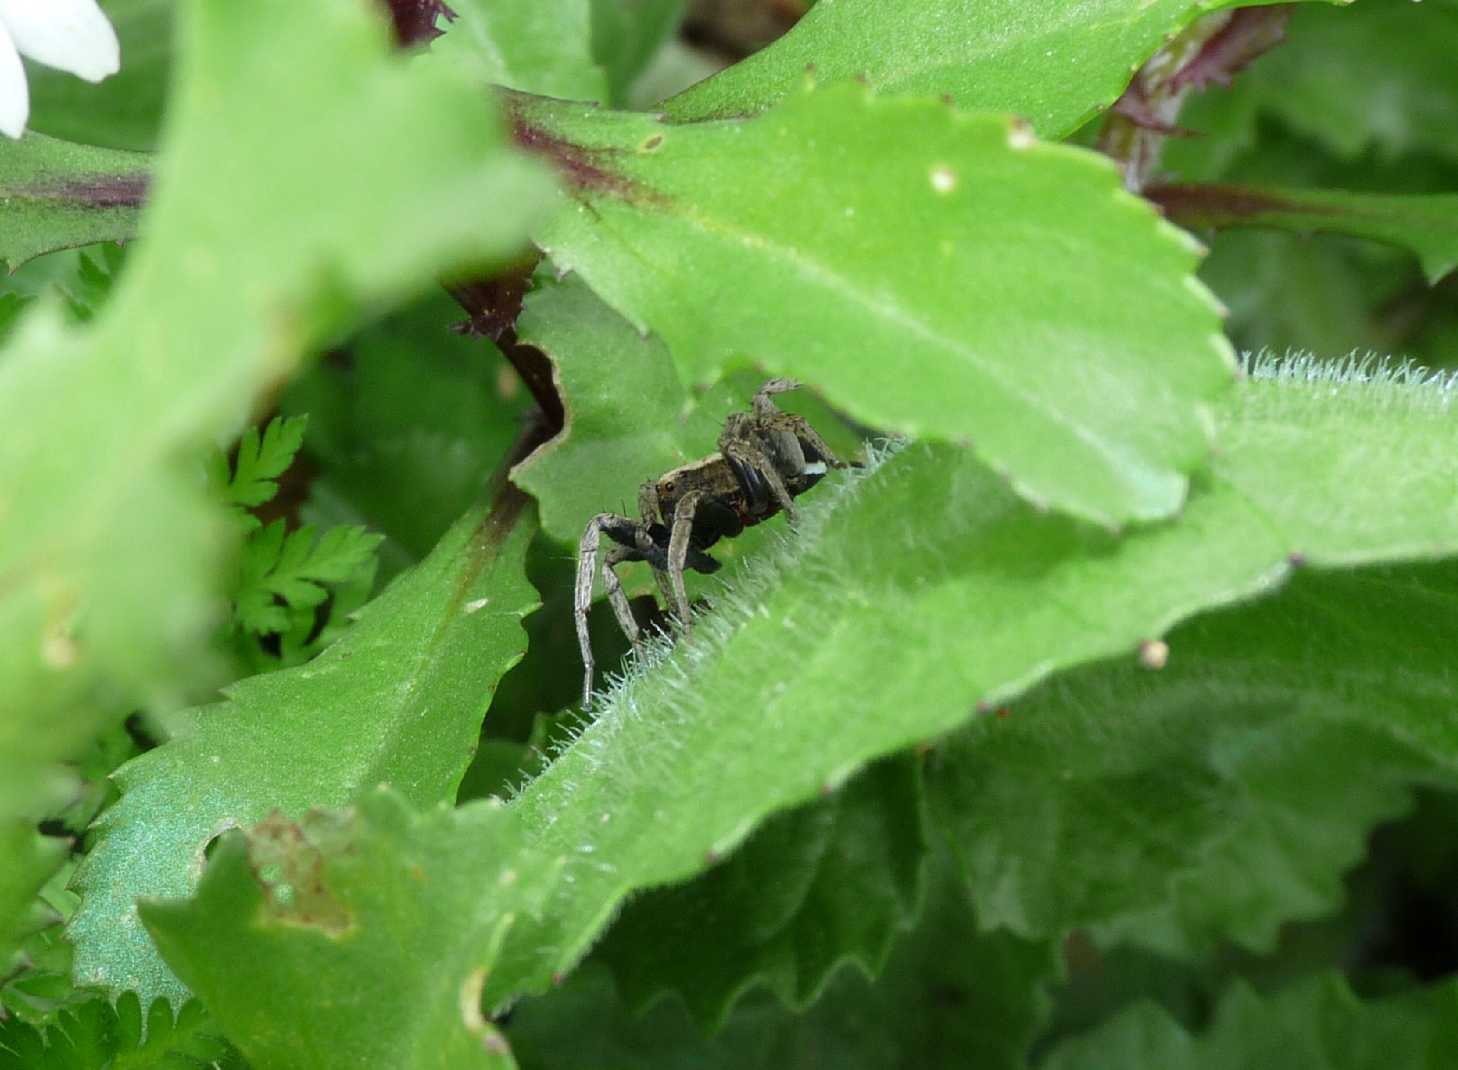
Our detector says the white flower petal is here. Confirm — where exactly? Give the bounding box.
[0,0,119,83]
[0,19,28,139]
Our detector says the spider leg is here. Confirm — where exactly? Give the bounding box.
[666,489,709,631]
[753,380,849,469]
[575,515,607,707]
[600,546,641,652]
[770,411,848,469]
[576,512,643,708]
[638,480,677,613]
[723,434,799,520]
[752,377,801,419]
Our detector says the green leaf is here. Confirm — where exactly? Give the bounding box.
[1153,184,1458,284]
[510,862,1054,1070]
[1164,127,1458,366]
[0,0,550,840]
[26,0,175,153]
[1108,715,1426,957]
[0,133,147,271]
[0,993,233,1070]
[48,724,140,843]
[0,824,68,976]
[1,732,135,1024]
[214,414,383,666]
[662,0,1338,136]
[456,736,532,805]
[622,38,724,111]
[279,291,530,570]
[69,488,539,1003]
[141,790,550,1070]
[1198,231,1420,362]
[598,755,926,1027]
[1109,564,1458,956]
[433,0,609,101]
[522,85,1233,527]
[234,521,382,636]
[929,560,1453,946]
[1244,0,1458,166]
[1042,975,1458,1069]
[486,358,1458,1002]
[1,853,82,1025]
[589,0,687,103]
[215,415,308,518]
[0,244,129,329]
[58,245,128,324]
[0,292,29,344]
[239,551,378,675]
[1160,77,1267,185]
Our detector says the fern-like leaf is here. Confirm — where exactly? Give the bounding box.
[59,245,127,324]
[235,521,382,636]
[213,415,309,526]
[0,993,236,1069]
[0,292,29,345]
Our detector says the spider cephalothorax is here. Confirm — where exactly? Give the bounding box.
[574,378,847,706]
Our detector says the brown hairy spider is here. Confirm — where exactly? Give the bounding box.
[575,379,848,707]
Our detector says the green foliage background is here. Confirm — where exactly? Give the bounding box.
[3,0,1458,1066]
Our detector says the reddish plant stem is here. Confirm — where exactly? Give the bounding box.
[377,0,457,47]
[445,260,565,437]
[1100,5,1293,191]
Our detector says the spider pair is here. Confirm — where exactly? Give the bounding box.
[574,379,848,707]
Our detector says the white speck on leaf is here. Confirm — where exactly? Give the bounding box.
[1138,639,1169,670]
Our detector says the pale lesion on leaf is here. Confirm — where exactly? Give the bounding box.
[246,810,356,937]
[458,965,512,1055]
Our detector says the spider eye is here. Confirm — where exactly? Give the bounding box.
[663,480,675,492]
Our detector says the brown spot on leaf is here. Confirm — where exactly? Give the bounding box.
[247,811,354,936]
